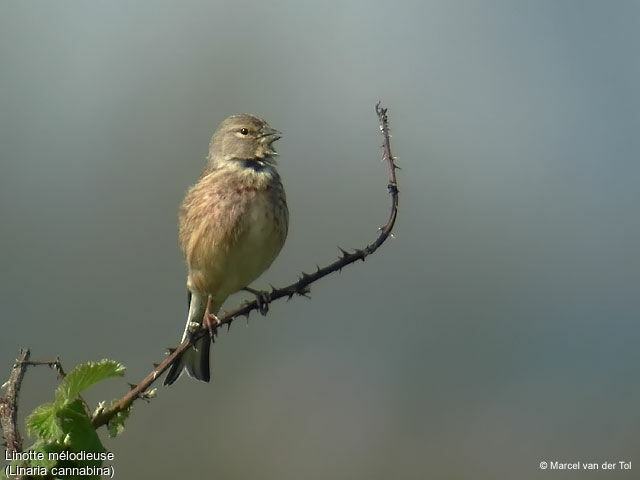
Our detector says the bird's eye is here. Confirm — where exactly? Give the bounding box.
[239,128,249,135]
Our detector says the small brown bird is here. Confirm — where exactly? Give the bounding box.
[164,114,288,385]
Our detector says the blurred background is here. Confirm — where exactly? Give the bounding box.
[1,1,639,479]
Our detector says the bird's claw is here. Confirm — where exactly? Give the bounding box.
[244,287,270,315]
[203,314,220,340]
[202,294,221,340]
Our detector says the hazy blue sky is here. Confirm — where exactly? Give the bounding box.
[1,1,639,479]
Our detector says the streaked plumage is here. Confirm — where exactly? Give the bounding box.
[164,114,288,385]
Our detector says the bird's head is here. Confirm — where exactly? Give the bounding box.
[208,114,282,167]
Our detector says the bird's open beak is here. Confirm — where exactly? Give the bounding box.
[260,126,282,157]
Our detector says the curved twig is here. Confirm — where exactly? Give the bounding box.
[92,102,400,429]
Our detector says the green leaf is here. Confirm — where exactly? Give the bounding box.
[55,359,125,406]
[107,405,131,438]
[57,399,106,458]
[26,402,63,440]
[23,439,62,470]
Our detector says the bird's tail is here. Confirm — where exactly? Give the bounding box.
[164,291,211,385]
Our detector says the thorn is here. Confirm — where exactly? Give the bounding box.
[166,347,176,355]
[226,321,232,332]
[316,264,321,272]
[152,363,159,368]
[338,246,349,256]
[297,285,311,298]
[390,233,395,239]
[127,383,137,390]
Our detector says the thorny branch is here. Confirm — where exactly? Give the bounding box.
[0,103,400,436]
[0,348,30,454]
[19,358,66,379]
[92,102,399,429]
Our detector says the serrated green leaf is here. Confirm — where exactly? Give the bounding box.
[55,359,125,406]
[107,405,131,438]
[26,402,63,440]
[23,439,62,469]
[57,399,106,458]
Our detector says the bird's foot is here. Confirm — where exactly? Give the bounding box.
[203,314,221,340]
[202,294,221,340]
[187,321,201,334]
[243,287,271,315]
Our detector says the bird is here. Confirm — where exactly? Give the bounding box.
[164,114,289,385]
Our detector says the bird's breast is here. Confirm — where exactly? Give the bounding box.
[182,167,288,298]
[218,187,287,295]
